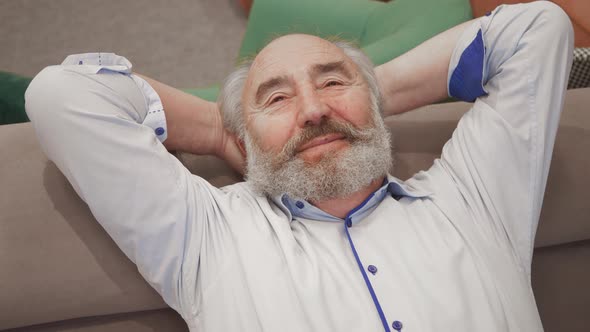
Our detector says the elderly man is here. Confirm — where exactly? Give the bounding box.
[25,2,572,331]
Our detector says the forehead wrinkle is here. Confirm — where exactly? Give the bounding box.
[253,35,347,72]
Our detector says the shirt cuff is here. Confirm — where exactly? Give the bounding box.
[61,52,133,75]
[61,52,168,143]
[131,75,168,143]
[447,15,491,102]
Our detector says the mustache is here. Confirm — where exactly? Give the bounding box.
[279,119,373,159]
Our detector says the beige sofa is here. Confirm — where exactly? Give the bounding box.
[1,88,589,332]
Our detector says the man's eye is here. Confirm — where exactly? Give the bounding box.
[324,81,342,87]
[270,95,286,104]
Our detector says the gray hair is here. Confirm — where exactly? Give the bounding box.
[217,39,382,140]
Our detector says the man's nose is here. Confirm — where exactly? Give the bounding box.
[297,88,331,127]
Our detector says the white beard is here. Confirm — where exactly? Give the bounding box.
[244,114,393,202]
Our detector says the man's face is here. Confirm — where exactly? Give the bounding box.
[240,34,392,201]
[242,34,374,163]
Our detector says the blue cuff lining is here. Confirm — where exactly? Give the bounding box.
[449,29,487,102]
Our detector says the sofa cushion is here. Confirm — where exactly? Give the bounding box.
[6,309,187,332]
[532,240,590,331]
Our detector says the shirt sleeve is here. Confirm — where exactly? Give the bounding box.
[24,53,217,316]
[434,3,573,275]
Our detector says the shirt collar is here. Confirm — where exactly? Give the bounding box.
[271,174,431,224]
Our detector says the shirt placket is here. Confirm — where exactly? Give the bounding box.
[344,213,404,332]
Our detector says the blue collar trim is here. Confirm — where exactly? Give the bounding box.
[272,174,431,224]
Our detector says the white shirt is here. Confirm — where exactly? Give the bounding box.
[25,2,573,331]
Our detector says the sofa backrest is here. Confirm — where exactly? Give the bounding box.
[1,88,588,330]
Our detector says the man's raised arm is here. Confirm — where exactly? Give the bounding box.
[383,2,573,276]
[24,54,231,317]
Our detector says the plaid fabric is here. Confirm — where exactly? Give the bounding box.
[568,48,590,89]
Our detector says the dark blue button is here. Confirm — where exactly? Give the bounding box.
[78,60,83,65]
[155,127,165,136]
[345,219,352,227]
[392,320,403,331]
[368,265,378,275]
[485,11,491,16]
[295,201,304,209]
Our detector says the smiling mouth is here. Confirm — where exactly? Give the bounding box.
[296,133,346,153]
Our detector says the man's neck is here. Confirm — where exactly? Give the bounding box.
[310,177,385,219]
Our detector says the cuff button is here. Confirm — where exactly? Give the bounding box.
[155,127,165,136]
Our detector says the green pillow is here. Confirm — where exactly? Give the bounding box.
[362,0,472,65]
[185,0,472,100]
[0,71,31,125]
[239,0,381,60]
[239,0,472,65]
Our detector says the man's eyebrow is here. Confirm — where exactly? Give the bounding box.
[255,75,290,105]
[311,60,352,79]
